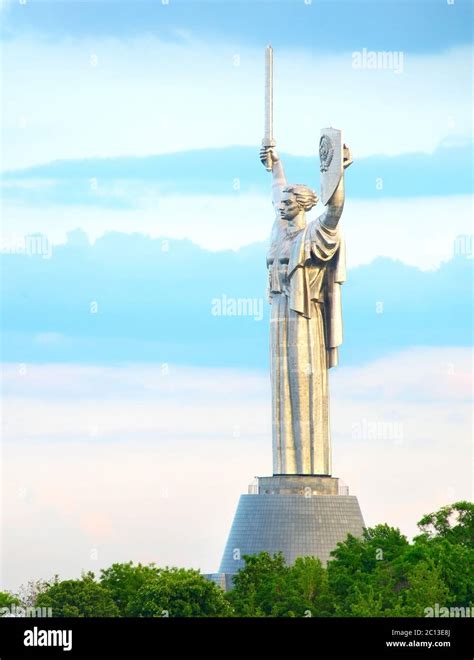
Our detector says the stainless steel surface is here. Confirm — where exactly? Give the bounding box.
[262,44,275,171]
[259,50,353,476]
[320,127,343,205]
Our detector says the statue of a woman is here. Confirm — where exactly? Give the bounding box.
[260,142,353,476]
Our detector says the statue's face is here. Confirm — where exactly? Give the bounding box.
[279,191,300,222]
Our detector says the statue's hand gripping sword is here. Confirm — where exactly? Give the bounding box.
[262,45,275,172]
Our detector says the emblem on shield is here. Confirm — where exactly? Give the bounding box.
[319,135,334,173]
[319,127,343,205]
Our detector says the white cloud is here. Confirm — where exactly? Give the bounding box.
[1,347,472,591]
[1,36,471,170]
[2,193,472,269]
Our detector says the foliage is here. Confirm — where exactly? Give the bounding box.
[100,562,160,615]
[228,553,332,617]
[35,572,119,617]
[18,500,474,618]
[227,552,288,616]
[326,524,410,616]
[227,501,473,617]
[14,578,58,608]
[0,591,20,611]
[126,568,233,617]
[416,501,474,547]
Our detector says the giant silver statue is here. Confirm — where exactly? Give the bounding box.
[260,46,353,476]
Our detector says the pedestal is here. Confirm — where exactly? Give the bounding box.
[218,475,365,575]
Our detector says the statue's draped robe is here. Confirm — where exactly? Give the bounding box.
[267,218,345,475]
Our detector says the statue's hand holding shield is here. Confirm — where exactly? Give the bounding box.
[343,144,353,169]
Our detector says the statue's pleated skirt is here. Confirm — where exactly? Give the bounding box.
[270,293,331,475]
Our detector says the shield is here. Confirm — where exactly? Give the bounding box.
[319,127,343,205]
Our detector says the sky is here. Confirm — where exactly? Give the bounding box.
[0,0,472,591]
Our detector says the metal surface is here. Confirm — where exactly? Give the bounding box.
[260,50,352,476]
[262,44,275,171]
[217,55,361,577]
[320,127,344,205]
[263,151,348,474]
[219,493,365,574]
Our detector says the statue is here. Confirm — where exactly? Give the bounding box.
[260,46,353,477]
[217,46,365,578]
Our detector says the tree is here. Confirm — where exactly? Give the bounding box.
[100,562,160,616]
[126,568,233,617]
[416,501,474,548]
[392,559,450,616]
[227,553,333,617]
[324,504,473,617]
[342,583,385,617]
[403,502,474,609]
[0,591,20,614]
[35,572,119,617]
[327,525,410,616]
[15,578,57,608]
[288,557,334,616]
[227,552,290,616]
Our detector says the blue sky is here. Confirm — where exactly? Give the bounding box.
[3,141,472,199]
[1,232,472,366]
[2,0,472,53]
[0,0,472,590]
[1,0,472,170]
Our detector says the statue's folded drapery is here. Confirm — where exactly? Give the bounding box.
[268,217,345,475]
[288,219,346,368]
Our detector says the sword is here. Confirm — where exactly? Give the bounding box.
[262,44,275,172]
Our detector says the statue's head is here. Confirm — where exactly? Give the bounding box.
[280,185,318,225]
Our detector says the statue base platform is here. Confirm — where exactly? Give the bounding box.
[257,474,340,495]
[218,475,365,577]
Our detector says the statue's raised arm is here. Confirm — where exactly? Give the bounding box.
[260,45,289,220]
[259,145,287,213]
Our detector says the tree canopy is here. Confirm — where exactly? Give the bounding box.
[4,501,471,618]
[126,567,233,617]
[35,572,119,617]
